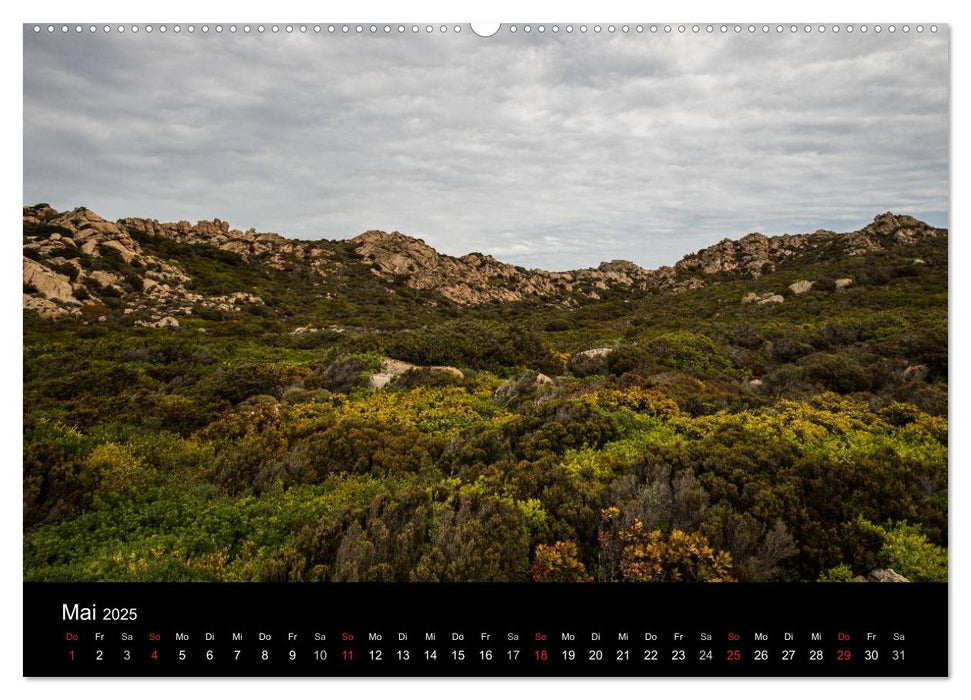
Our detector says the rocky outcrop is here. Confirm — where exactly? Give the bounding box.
[845,212,942,256]
[22,205,266,322]
[676,212,943,281]
[350,230,657,305]
[676,232,778,278]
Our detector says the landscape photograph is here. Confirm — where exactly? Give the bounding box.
[23,24,948,584]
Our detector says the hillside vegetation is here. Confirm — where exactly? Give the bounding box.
[23,207,948,583]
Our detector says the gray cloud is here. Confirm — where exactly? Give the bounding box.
[24,26,948,270]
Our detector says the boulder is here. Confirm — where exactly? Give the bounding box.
[99,239,137,264]
[23,293,69,318]
[81,220,123,236]
[835,278,853,290]
[575,347,614,359]
[429,365,465,379]
[868,568,910,583]
[742,291,784,305]
[368,357,463,390]
[370,358,413,389]
[788,279,814,294]
[902,365,929,381]
[23,258,75,302]
[88,270,124,288]
[570,347,615,378]
[135,316,180,329]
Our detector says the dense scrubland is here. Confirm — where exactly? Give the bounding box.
[23,211,948,583]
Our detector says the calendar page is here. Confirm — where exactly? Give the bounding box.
[22,21,948,677]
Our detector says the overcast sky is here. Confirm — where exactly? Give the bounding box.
[23,25,948,270]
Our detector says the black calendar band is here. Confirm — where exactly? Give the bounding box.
[24,582,948,677]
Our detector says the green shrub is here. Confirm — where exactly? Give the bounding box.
[881,523,948,582]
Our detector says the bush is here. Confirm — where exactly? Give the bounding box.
[390,367,464,389]
[603,513,734,582]
[531,541,592,582]
[411,492,531,582]
[23,432,94,527]
[818,563,856,582]
[211,428,289,495]
[285,417,444,482]
[384,319,562,374]
[646,332,735,378]
[881,523,947,582]
[570,349,612,377]
[801,353,872,393]
[310,355,379,394]
[196,362,311,404]
[261,518,343,582]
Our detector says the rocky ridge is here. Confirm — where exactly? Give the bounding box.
[23,205,945,322]
[23,206,263,323]
[673,213,942,278]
